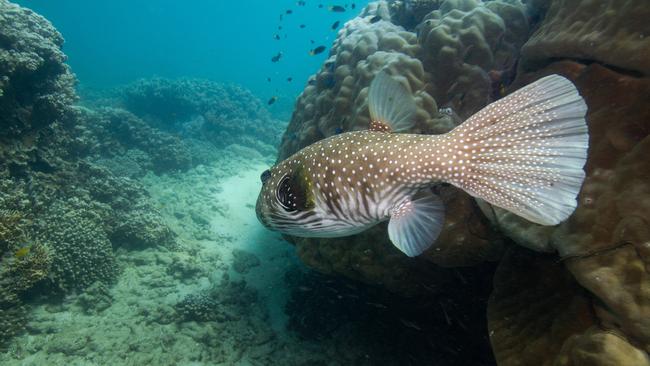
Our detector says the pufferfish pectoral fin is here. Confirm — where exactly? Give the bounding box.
[387,191,445,257]
[368,71,417,133]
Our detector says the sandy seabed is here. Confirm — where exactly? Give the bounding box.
[0,145,363,365]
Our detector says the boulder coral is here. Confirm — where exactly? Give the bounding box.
[282,0,650,363]
[279,0,528,291]
[520,0,650,76]
[417,0,529,119]
[482,0,650,360]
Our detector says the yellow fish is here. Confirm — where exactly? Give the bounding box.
[15,246,30,258]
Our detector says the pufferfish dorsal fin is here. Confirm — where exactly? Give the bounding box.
[387,191,445,257]
[368,71,417,133]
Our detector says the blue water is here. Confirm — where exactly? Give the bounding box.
[16,0,368,116]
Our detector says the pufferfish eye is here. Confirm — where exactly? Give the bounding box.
[260,169,271,184]
[276,174,297,211]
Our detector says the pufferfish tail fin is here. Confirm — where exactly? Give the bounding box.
[368,71,417,132]
[445,75,589,225]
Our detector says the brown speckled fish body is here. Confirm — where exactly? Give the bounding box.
[257,131,449,237]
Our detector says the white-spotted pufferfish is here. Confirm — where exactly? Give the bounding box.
[256,72,588,257]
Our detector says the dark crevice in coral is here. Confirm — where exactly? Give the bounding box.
[285,263,498,366]
[536,58,645,79]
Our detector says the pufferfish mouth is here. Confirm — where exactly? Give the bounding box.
[255,195,273,229]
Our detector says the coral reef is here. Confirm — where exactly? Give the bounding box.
[278,0,526,293]
[483,61,650,363]
[521,0,650,76]
[0,0,76,138]
[74,281,113,315]
[280,0,650,363]
[417,0,529,119]
[231,249,261,274]
[35,199,117,291]
[73,107,192,174]
[0,190,51,347]
[174,279,258,323]
[284,264,497,364]
[489,245,650,366]
[110,78,286,156]
[0,0,178,348]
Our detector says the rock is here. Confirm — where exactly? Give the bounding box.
[75,281,113,314]
[231,249,261,274]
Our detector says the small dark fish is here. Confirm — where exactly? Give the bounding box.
[267,77,272,82]
[278,25,283,30]
[267,96,278,105]
[310,39,315,44]
[273,34,280,40]
[280,14,283,21]
[324,60,336,71]
[297,1,306,6]
[271,52,283,62]
[351,3,355,9]
[300,24,306,28]
[286,9,293,14]
[309,45,326,55]
[334,127,344,134]
[318,4,323,8]
[329,5,345,12]
[370,15,382,23]
[287,77,293,82]
[331,20,340,30]
[322,74,336,88]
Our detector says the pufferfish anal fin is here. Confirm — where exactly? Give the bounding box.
[368,71,417,133]
[387,191,445,257]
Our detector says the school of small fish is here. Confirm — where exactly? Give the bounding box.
[266,2,356,104]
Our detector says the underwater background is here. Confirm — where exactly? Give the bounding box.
[1,0,650,365]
